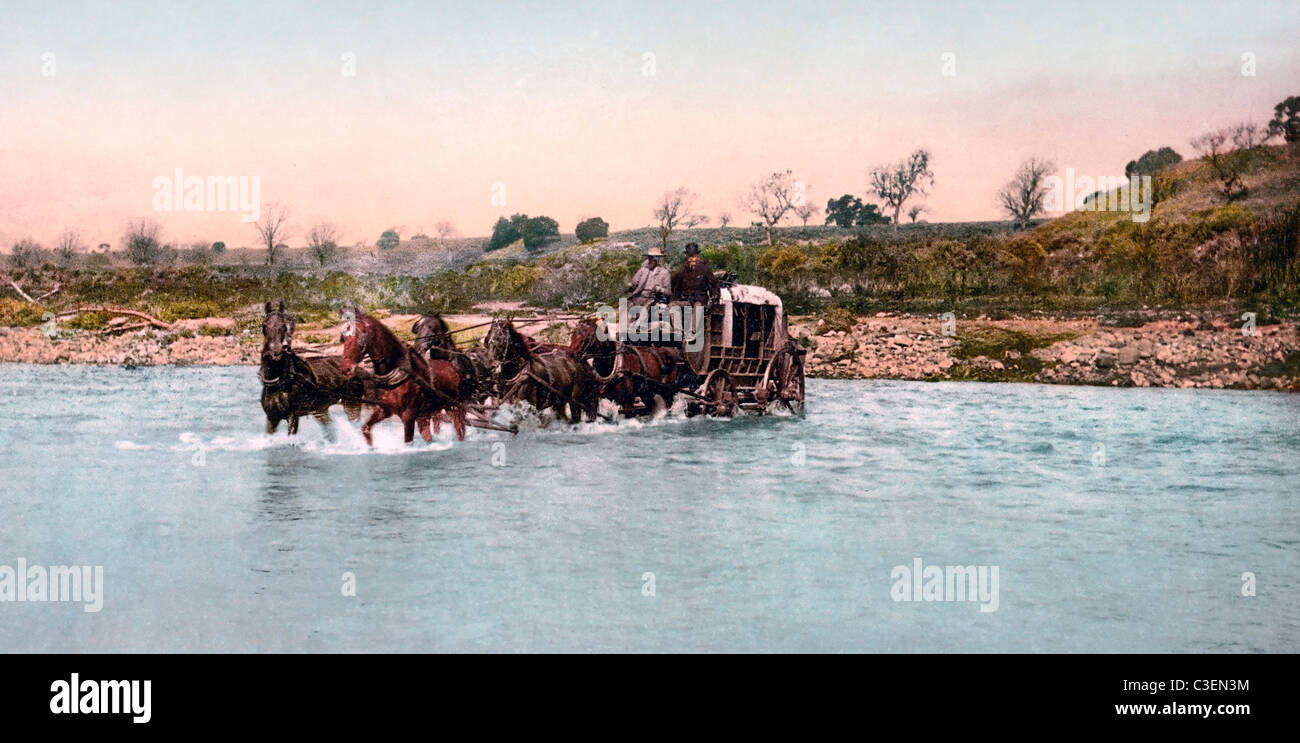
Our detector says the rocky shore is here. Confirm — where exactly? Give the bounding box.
[0,326,258,365]
[789,313,1300,390]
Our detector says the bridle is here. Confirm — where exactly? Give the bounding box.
[261,311,297,389]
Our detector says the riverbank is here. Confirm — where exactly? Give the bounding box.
[2,311,1298,391]
[789,313,1300,390]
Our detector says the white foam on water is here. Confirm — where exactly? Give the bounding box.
[116,393,757,459]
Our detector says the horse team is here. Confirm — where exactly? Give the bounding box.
[260,301,693,446]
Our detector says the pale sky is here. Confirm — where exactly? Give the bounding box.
[1,0,1297,248]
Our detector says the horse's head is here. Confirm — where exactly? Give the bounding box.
[262,300,294,361]
[413,314,451,357]
[338,307,368,377]
[484,319,525,375]
[568,317,600,356]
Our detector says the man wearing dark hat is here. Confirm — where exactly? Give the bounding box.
[671,242,719,306]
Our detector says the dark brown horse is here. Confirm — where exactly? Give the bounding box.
[413,313,494,401]
[484,319,600,423]
[260,301,373,436]
[569,317,685,417]
[339,309,466,445]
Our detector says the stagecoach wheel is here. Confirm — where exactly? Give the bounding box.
[699,369,737,418]
[770,344,806,414]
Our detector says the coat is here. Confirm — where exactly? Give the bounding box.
[671,257,719,303]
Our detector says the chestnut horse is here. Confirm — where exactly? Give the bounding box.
[484,319,600,423]
[339,309,466,445]
[260,301,373,436]
[569,317,685,417]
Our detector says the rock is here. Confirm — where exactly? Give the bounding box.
[1117,346,1140,365]
[891,335,913,346]
[174,317,236,332]
[1059,347,1082,364]
[1095,351,1116,368]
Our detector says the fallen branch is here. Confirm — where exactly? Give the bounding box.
[33,283,61,302]
[92,322,152,335]
[3,275,37,303]
[56,306,174,331]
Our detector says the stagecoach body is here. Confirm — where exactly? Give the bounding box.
[625,282,807,414]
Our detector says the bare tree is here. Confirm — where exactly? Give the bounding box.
[307,221,340,267]
[1191,130,1246,200]
[183,240,213,265]
[907,204,927,223]
[55,230,84,264]
[1230,121,1267,150]
[123,218,164,265]
[718,212,732,228]
[998,157,1055,229]
[253,202,291,265]
[433,220,458,252]
[794,202,818,226]
[869,149,934,231]
[7,238,47,271]
[742,170,798,246]
[653,188,707,251]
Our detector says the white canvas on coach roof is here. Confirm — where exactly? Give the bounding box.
[719,284,786,348]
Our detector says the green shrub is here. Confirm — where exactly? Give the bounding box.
[63,311,111,330]
[574,217,610,243]
[157,299,223,322]
[0,298,45,327]
[816,306,855,334]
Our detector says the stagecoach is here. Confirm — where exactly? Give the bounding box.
[620,279,807,416]
[264,278,806,444]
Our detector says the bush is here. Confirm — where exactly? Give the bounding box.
[757,244,808,279]
[575,217,610,243]
[526,250,639,307]
[124,218,165,265]
[495,264,544,297]
[1125,147,1183,177]
[816,306,855,334]
[522,216,560,252]
[63,311,112,330]
[1202,203,1255,233]
[198,324,236,337]
[486,214,528,251]
[0,298,45,327]
[156,299,223,322]
[8,239,47,270]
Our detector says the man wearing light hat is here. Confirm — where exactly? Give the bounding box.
[626,245,671,307]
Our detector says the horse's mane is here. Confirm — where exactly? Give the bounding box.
[348,314,410,373]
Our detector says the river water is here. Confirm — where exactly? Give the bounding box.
[0,364,1296,652]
